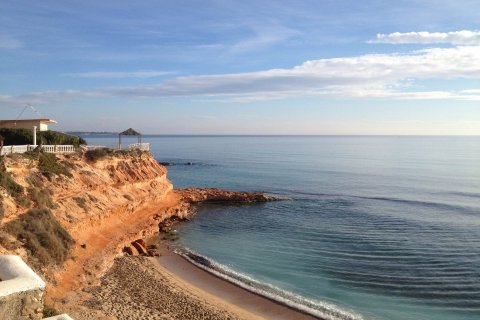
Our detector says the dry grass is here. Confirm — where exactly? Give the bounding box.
[0,200,4,222]
[4,208,75,266]
[0,168,30,207]
[29,187,57,209]
[85,148,114,162]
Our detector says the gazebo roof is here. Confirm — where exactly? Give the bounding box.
[119,128,141,136]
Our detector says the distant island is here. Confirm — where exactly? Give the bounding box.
[67,131,118,136]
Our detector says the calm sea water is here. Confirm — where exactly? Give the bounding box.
[84,135,480,320]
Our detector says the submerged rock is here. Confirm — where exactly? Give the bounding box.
[158,161,175,166]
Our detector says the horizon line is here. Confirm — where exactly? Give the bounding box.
[67,132,480,137]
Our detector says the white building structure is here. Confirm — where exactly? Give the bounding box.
[0,119,57,132]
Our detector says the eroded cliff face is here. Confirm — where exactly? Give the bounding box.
[0,152,179,277]
[3,152,169,223]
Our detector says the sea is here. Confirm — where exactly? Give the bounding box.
[82,135,480,320]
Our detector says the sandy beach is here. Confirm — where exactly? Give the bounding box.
[79,237,320,320]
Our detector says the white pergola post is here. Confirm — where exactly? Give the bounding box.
[32,126,37,146]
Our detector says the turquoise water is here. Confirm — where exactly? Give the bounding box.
[83,135,480,320]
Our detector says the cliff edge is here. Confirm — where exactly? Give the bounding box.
[0,151,183,306]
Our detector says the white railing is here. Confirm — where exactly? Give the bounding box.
[0,145,77,156]
[41,145,76,154]
[1,143,151,156]
[128,142,150,151]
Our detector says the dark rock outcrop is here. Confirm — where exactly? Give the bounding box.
[131,240,147,255]
[177,188,285,203]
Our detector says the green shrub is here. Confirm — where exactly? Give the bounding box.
[0,169,30,207]
[0,169,23,196]
[40,130,86,146]
[43,306,59,317]
[38,153,72,178]
[21,151,40,161]
[4,208,74,266]
[85,148,114,161]
[0,128,32,145]
[0,128,86,146]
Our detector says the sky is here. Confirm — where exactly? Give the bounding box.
[1,0,480,135]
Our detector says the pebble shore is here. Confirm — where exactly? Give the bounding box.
[84,256,248,320]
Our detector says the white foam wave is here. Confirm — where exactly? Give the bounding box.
[174,247,364,320]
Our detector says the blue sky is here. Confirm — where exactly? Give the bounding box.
[1,0,480,134]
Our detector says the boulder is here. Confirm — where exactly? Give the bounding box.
[147,248,160,257]
[123,246,135,256]
[136,239,147,248]
[131,240,147,255]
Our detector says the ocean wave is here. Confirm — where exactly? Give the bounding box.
[174,247,364,320]
[287,191,480,215]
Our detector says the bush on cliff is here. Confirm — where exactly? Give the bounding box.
[29,187,57,209]
[43,306,59,317]
[0,168,30,207]
[0,128,86,146]
[39,152,72,178]
[85,148,114,161]
[4,208,75,266]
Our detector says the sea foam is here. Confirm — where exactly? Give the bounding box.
[174,247,364,320]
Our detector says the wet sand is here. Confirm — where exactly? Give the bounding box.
[154,240,319,320]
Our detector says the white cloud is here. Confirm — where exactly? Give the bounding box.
[63,70,176,78]
[370,30,480,45]
[228,24,299,54]
[3,44,480,106]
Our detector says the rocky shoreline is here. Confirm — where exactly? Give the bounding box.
[177,187,286,203]
[1,151,292,319]
[120,188,283,259]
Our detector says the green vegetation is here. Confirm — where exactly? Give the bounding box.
[0,128,86,146]
[85,147,146,162]
[0,169,23,196]
[85,148,114,161]
[40,130,86,146]
[4,208,74,266]
[0,168,30,207]
[38,153,72,178]
[43,306,59,317]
